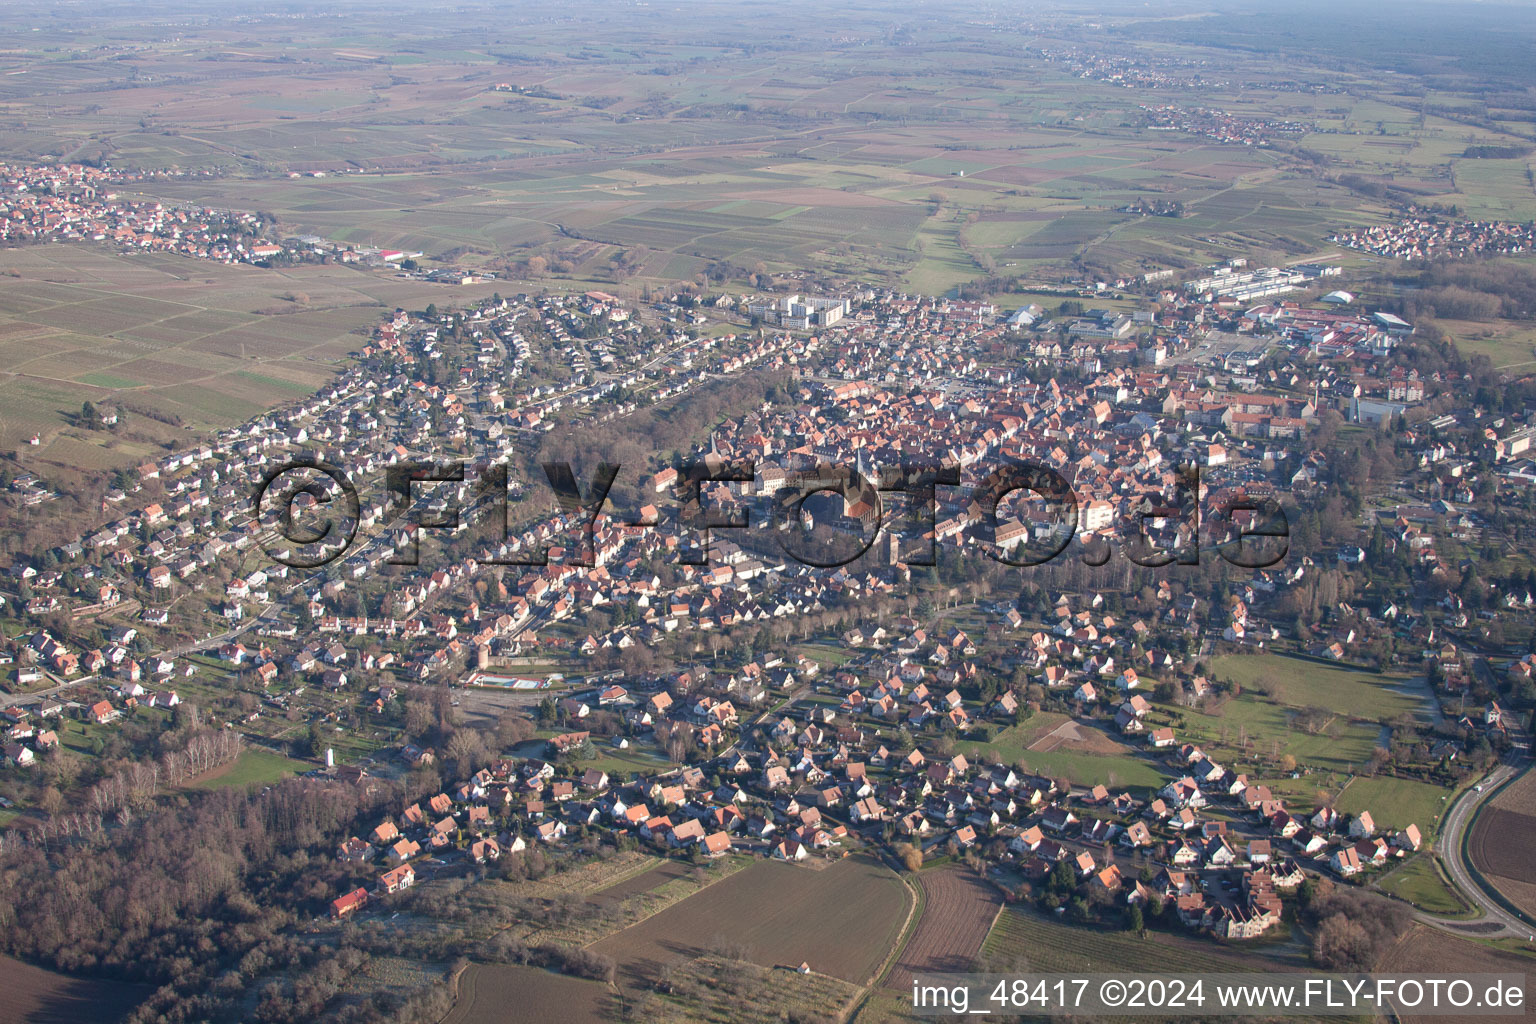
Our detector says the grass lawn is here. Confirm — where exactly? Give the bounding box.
[794,641,857,668]
[1209,653,1422,721]
[955,712,1070,763]
[982,904,1315,976]
[1166,694,1383,773]
[578,746,674,778]
[1156,652,1437,775]
[1333,774,1457,835]
[1377,854,1474,916]
[188,747,310,791]
[1436,317,1536,369]
[1011,748,1166,792]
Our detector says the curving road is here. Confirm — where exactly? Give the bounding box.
[1413,655,1536,938]
[1427,762,1533,938]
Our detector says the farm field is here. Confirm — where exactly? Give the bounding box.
[884,866,1002,991]
[3,12,1533,462]
[1468,768,1536,919]
[978,906,1356,1023]
[444,965,611,1024]
[588,855,911,988]
[585,859,693,909]
[0,245,502,465]
[515,850,666,902]
[649,953,864,1024]
[0,955,147,1024]
[1378,925,1536,1023]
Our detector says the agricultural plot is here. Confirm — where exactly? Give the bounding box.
[444,965,611,1024]
[0,954,147,1024]
[1470,802,1536,901]
[100,57,1410,299]
[653,953,864,1024]
[584,860,692,910]
[1377,925,1535,1023]
[1449,157,1536,220]
[884,867,1002,991]
[1468,769,1536,921]
[0,245,501,463]
[981,910,1363,1024]
[589,855,911,987]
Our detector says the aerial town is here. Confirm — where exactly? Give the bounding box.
[2,2,1535,1022]
[4,245,1531,946]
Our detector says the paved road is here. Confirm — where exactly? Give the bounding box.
[0,604,274,710]
[0,677,87,710]
[1428,760,1534,939]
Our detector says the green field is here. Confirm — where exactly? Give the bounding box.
[1209,654,1427,721]
[1168,654,1434,774]
[955,713,1070,762]
[188,748,311,791]
[1332,774,1457,835]
[1170,694,1384,773]
[1434,317,1536,369]
[1377,855,1474,916]
[982,905,1311,974]
[1014,749,1166,792]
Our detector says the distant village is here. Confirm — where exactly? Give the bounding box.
[0,161,423,268]
[1332,215,1536,261]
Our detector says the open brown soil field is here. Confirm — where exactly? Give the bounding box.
[589,855,910,988]
[1470,769,1536,917]
[1029,719,1129,756]
[585,860,691,908]
[0,955,148,1024]
[1469,808,1536,884]
[1485,767,1536,817]
[444,964,611,1024]
[884,867,1002,991]
[1377,925,1534,1024]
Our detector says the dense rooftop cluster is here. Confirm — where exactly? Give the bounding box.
[1332,216,1536,261]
